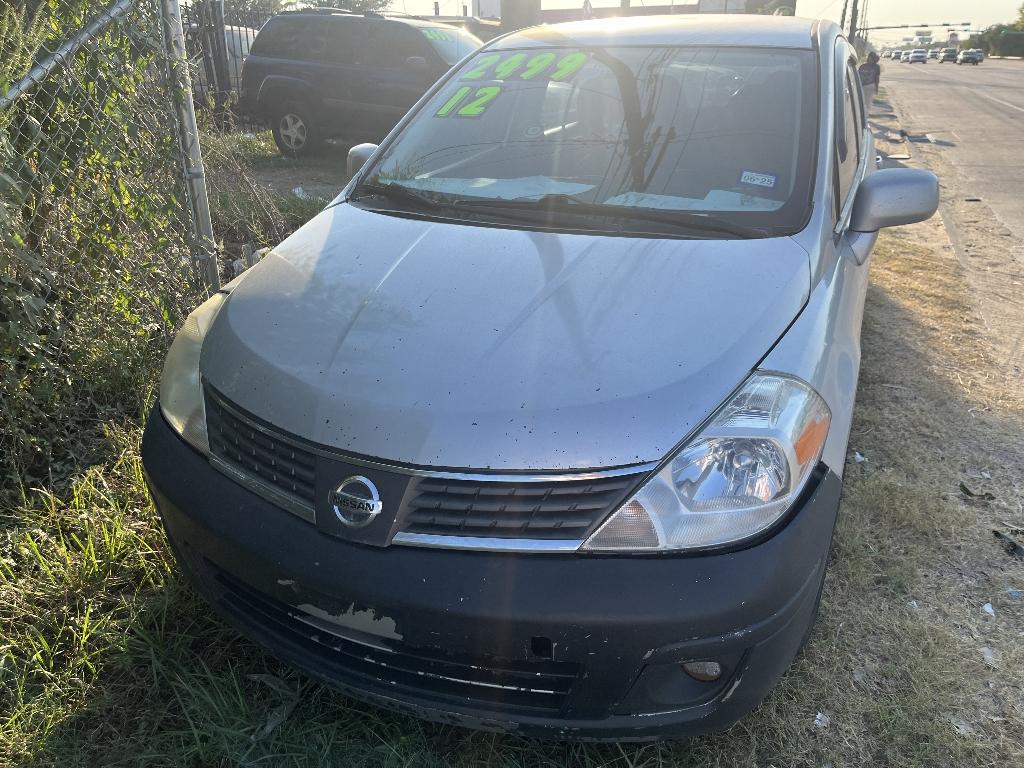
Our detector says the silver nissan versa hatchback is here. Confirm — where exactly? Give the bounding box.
[143,15,939,739]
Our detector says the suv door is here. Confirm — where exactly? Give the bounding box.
[350,21,440,138]
[312,16,369,137]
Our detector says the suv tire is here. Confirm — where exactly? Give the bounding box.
[272,101,320,157]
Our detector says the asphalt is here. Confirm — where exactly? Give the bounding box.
[880,58,1024,245]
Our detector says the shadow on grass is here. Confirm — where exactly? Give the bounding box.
[15,235,1024,767]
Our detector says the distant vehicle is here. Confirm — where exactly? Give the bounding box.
[240,8,482,156]
[970,48,985,61]
[907,49,928,63]
[928,49,939,59]
[901,50,914,62]
[939,48,957,62]
[957,49,982,65]
[192,25,259,95]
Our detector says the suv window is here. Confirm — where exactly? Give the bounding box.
[360,22,429,69]
[249,17,308,58]
[325,17,363,64]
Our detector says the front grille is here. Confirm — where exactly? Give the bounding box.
[206,389,316,505]
[403,474,640,540]
[212,566,579,715]
[202,387,648,548]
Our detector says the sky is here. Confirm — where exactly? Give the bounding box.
[388,0,1021,44]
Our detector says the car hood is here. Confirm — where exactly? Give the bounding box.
[202,204,810,470]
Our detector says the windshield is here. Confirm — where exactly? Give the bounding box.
[355,45,818,238]
[420,26,482,66]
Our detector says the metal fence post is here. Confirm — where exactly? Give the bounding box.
[161,0,221,293]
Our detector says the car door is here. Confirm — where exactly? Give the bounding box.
[312,16,371,137]
[350,21,439,138]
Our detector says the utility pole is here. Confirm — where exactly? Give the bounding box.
[848,0,860,43]
[839,0,848,31]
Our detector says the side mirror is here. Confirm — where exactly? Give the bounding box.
[405,56,428,72]
[347,142,379,178]
[849,168,939,232]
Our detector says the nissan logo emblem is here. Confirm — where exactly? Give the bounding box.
[330,475,383,528]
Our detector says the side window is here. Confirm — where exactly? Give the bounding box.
[305,24,329,60]
[360,22,428,69]
[846,61,865,154]
[835,60,861,214]
[250,18,308,59]
[324,17,363,64]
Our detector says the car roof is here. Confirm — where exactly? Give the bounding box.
[279,9,461,30]
[492,14,818,51]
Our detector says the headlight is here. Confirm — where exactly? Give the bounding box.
[159,292,226,454]
[582,373,830,552]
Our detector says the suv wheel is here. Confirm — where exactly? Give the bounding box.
[272,102,320,157]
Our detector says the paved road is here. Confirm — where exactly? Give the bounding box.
[880,59,1024,244]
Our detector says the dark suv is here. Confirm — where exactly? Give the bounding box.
[240,9,481,156]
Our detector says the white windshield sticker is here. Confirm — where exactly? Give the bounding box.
[604,190,783,212]
[739,171,777,189]
[402,176,594,199]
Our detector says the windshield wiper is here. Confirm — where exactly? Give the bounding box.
[350,181,442,211]
[453,194,766,239]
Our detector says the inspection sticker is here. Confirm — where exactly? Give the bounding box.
[739,170,777,189]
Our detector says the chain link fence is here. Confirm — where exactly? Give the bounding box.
[1,0,220,489]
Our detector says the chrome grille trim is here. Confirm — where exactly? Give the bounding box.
[206,387,656,481]
[210,455,316,524]
[391,532,585,553]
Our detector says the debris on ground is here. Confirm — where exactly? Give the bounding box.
[853,451,867,463]
[1008,589,1022,599]
[982,602,995,617]
[814,711,831,729]
[947,716,976,737]
[981,646,997,668]
[959,481,996,501]
[993,530,1024,560]
[248,673,302,742]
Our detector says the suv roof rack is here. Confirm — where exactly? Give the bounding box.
[278,7,425,19]
[279,7,357,16]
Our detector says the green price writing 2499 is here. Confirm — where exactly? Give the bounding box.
[461,51,588,82]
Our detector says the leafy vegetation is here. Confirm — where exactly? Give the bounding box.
[970,2,1024,56]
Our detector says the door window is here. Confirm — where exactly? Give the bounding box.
[325,17,363,65]
[835,58,862,215]
[360,22,428,69]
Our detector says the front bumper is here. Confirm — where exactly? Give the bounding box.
[142,405,842,740]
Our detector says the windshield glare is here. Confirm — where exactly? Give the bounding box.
[359,45,817,237]
[421,27,483,66]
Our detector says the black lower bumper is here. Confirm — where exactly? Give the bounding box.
[142,405,842,740]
